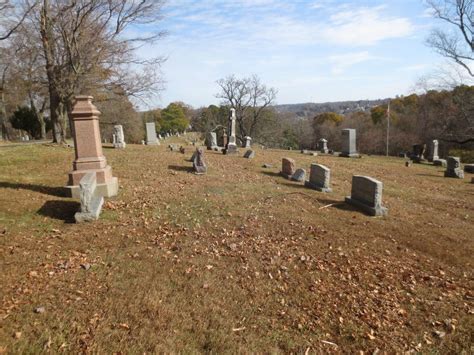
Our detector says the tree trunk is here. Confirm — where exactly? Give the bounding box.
[0,89,9,140]
[40,0,66,144]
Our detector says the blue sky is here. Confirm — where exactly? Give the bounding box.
[139,0,452,108]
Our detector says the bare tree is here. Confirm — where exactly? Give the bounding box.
[0,0,37,41]
[426,0,474,77]
[216,75,277,141]
[29,0,166,143]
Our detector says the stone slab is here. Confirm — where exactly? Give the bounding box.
[305,163,332,192]
[345,175,387,216]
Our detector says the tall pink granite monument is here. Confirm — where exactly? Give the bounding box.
[66,96,118,198]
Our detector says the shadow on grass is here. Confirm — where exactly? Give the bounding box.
[0,181,68,197]
[168,165,194,173]
[278,181,307,189]
[261,171,281,178]
[37,200,80,223]
[415,173,444,178]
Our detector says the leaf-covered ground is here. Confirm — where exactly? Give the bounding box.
[0,137,473,353]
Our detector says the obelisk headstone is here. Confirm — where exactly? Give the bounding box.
[66,96,118,198]
[225,108,238,154]
[428,139,439,162]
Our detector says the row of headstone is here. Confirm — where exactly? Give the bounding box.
[281,157,387,216]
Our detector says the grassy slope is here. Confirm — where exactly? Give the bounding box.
[0,139,473,353]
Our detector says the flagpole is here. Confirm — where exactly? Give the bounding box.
[386,100,390,157]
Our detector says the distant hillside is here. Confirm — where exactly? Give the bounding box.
[274,99,391,118]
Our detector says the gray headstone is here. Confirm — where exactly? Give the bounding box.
[74,173,104,223]
[146,122,159,145]
[113,125,126,149]
[444,157,464,178]
[319,138,329,154]
[243,149,255,159]
[340,129,358,157]
[345,175,388,216]
[291,168,306,182]
[304,164,332,192]
[193,148,207,174]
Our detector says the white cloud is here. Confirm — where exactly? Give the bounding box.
[323,6,415,46]
[328,51,374,74]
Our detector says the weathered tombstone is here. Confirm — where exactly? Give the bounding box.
[193,148,207,174]
[304,164,332,192]
[319,138,329,154]
[280,158,296,179]
[74,172,104,223]
[291,168,306,182]
[206,132,218,150]
[398,152,407,158]
[141,140,145,145]
[243,150,255,159]
[225,109,238,154]
[66,96,118,198]
[405,161,411,167]
[146,122,159,145]
[411,144,426,163]
[340,129,359,157]
[444,157,464,179]
[345,176,388,216]
[427,139,439,162]
[433,159,447,167]
[262,163,273,168]
[244,136,252,148]
[464,164,474,173]
[113,125,126,149]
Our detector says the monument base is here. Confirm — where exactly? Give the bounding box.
[146,140,160,145]
[444,170,464,179]
[66,177,118,199]
[339,152,360,158]
[224,144,238,155]
[345,196,388,216]
[304,181,332,193]
[113,143,126,149]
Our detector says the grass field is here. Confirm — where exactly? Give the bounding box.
[0,138,473,353]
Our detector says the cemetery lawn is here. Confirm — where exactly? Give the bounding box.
[1,139,473,353]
